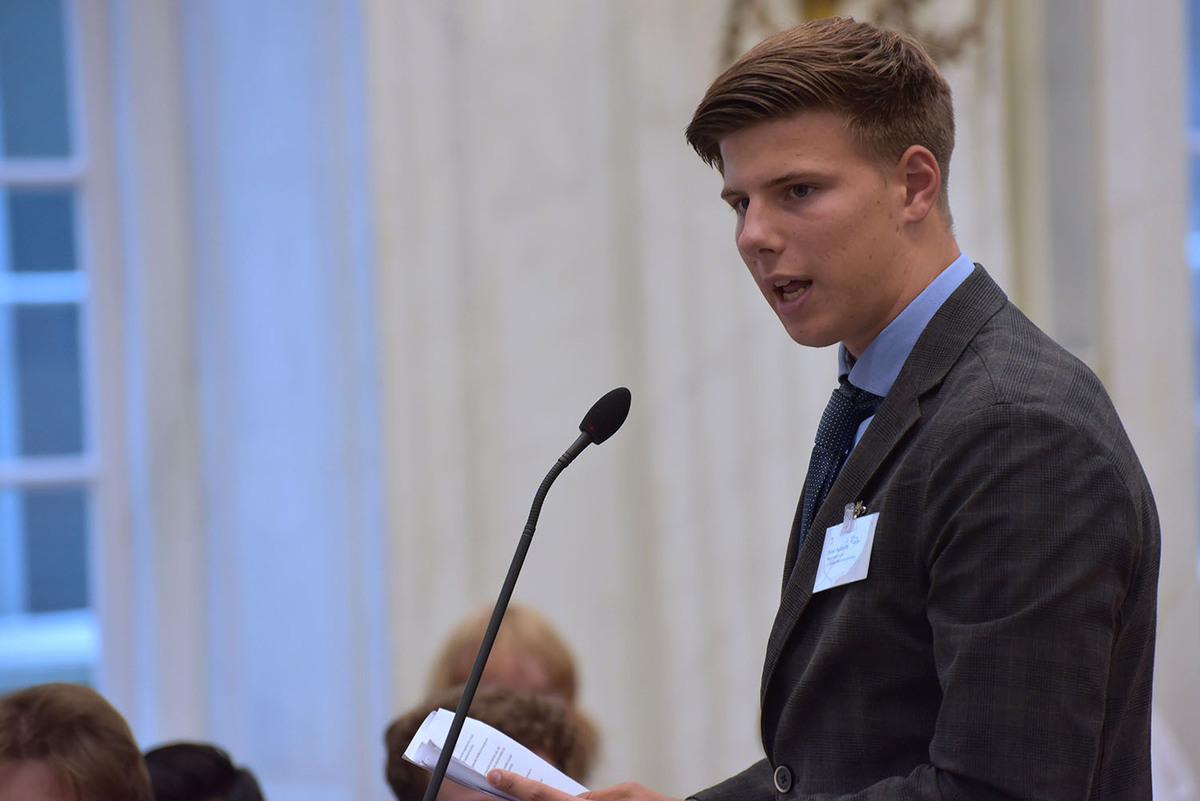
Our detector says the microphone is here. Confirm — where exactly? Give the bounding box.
[421,387,632,801]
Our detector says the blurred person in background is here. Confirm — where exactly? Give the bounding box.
[426,603,599,782]
[0,682,152,801]
[144,741,265,801]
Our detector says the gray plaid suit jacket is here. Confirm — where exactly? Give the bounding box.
[695,265,1159,800]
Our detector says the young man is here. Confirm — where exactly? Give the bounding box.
[489,15,1159,801]
[0,682,153,801]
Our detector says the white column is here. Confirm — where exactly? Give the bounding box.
[181,1,390,799]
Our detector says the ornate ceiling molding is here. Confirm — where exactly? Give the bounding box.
[721,0,994,67]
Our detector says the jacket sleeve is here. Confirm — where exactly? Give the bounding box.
[908,403,1154,799]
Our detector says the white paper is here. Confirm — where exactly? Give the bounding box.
[403,708,588,800]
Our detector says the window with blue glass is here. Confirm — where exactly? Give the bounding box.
[0,0,97,692]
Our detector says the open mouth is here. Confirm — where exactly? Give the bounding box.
[774,278,810,303]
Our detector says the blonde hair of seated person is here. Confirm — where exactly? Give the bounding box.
[425,603,600,781]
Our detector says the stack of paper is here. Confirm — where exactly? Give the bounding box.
[404,708,588,800]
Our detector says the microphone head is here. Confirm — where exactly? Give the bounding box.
[579,387,631,445]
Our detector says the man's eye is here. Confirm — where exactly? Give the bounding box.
[729,197,749,213]
[788,185,813,199]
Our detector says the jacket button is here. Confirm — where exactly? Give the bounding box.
[773,764,792,794]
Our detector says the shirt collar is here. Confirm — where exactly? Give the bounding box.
[839,252,974,397]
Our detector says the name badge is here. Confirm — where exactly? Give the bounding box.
[813,503,878,593]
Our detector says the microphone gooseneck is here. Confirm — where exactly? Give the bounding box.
[421,387,631,801]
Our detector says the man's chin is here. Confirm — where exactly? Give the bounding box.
[781,323,839,350]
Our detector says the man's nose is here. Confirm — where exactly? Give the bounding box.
[737,200,782,255]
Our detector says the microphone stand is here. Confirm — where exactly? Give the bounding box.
[420,431,593,801]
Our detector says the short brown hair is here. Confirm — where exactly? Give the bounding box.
[0,682,152,801]
[384,685,586,801]
[686,16,955,208]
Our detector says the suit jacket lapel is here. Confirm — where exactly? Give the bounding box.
[759,265,1008,707]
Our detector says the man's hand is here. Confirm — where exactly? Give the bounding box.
[486,770,683,801]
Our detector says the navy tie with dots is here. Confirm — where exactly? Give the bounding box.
[797,377,883,545]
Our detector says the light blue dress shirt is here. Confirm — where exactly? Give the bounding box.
[840,252,975,444]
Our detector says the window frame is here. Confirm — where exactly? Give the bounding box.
[0,0,102,693]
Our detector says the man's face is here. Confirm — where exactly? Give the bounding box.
[719,110,917,358]
[0,759,73,801]
[480,652,559,701]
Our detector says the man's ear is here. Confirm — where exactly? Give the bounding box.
[896,145,941,223]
